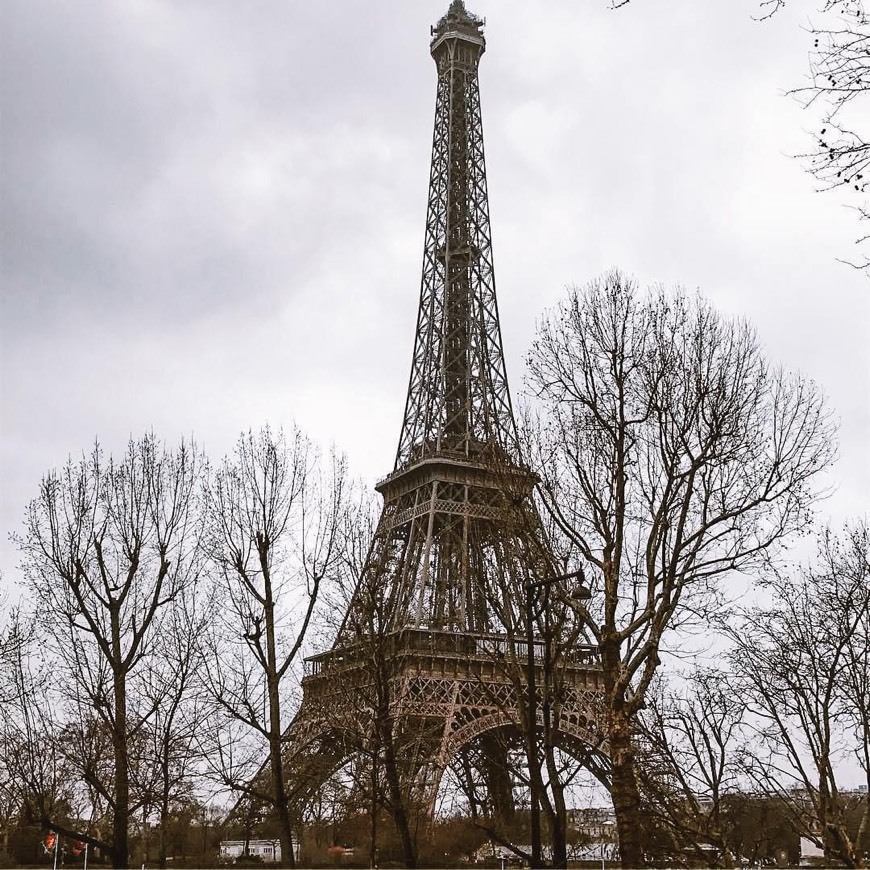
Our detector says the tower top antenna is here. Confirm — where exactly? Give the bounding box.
[431,0,484,42]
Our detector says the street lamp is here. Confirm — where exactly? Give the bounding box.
[525,568,592,869]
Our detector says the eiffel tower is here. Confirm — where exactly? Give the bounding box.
[285,0,603,828]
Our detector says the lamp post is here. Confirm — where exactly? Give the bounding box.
[525,568,591,869]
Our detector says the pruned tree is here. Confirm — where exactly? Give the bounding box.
[728,520,870,868]
[13,435,205,869]
[524,271,836,867]
[202,425,348,867]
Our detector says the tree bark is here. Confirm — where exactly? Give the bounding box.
[369,753,379,869]
[609,707,644,868]
[379,697,416,869]
[545,746,568,870]
[265,588,295,869]
[601,624,645,869]
[158,762,170,868]
[112,612,130,870]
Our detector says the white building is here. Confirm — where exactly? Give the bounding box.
[799,837,825,865]
[220,839,282,863]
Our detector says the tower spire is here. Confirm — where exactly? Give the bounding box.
[395,0,515,472]
[431,0,484,40]
[326,2,534,639]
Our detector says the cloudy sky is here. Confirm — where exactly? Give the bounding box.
[1,0,868,592]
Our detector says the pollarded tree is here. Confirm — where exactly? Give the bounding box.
[14,435,206,869]
[202,425,348,868]
[524,271,836,867]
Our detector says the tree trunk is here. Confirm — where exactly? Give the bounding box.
[380,714,416,869]
[609,707,644,869]
[158,769,170,869]
[545,749,568,870]
[275,800,295,869]
[267,658,295,868]
[369,752,379,868]
[263,569,295,870]
[112,623,130,870]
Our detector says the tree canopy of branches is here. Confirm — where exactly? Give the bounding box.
[524,271,836,867]
[137,586,210,868]
[609,0,870,270]
[729,0,869,269]
[791,1,870,271]
[202,425,348,869]
[12,436,205,870]
[728,520,870,868]
[636,670,747,866]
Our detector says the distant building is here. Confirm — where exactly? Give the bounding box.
[799,837,825,865]
[567,842,620,862]
[473,840,619,864]
[219,839,282,863]
[473,843,540,864]
[567,806,618,843]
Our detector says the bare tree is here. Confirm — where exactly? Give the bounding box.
[470,528,601,870]
[0,590,23,705]
[745,0,870,269]
[202,425,348,867]
[608,0,869,271]
[524,271,836,867]
[840,523,870,857]
[0,607,34,857]
[0,640,94,858]
[137,585,210,868]
[636,670,746,866]
[13,435,205,869]
[728,520,869,868]
[322,478,422,869]
[791,1,870,271]
[347,566,420,869]
[329,481,599,869]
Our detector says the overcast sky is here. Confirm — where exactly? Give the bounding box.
[1,0,868,596]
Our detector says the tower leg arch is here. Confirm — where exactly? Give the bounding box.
[417,706,608,824]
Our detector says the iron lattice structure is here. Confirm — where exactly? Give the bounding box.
[284,0,604,822]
